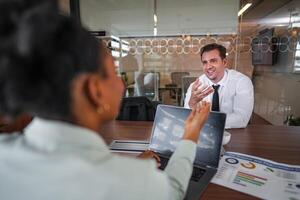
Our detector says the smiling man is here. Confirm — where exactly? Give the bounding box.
[184,43,254,129]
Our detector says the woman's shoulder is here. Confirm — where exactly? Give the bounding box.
[0,132,24,152]
[0,132,22,142]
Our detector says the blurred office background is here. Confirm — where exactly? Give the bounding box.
[73,0,300,125]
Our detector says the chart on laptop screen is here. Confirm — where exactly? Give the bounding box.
[149,106,226,167]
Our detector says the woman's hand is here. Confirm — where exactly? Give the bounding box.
[183,101,211,143]
[137,150,161,167]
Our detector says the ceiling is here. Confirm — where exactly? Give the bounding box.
[240,0,300,36]
[80,0,239,37]
[241,0,292,20]
[79,0,299,37]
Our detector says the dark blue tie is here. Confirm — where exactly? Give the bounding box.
[212,85,220,111]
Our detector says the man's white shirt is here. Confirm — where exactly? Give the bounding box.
[184,69,254,129]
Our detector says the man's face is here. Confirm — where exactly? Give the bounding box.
[201,49,227,83]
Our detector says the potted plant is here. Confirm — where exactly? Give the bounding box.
[284,114,300,126]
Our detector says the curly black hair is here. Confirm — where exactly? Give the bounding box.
[0,0,106,120]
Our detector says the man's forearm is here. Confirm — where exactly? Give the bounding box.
[225,112,251,129]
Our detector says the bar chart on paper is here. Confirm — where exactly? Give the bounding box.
[233,171,267,187]
[212,152,300,200]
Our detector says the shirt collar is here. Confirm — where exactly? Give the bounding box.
[24,117,109,153]
[206,68,228,87]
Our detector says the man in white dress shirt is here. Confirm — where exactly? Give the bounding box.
[184,43,254,128]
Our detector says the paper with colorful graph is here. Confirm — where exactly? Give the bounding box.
[212,152,300,200]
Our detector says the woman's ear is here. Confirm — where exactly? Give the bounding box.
[83,74,102,108]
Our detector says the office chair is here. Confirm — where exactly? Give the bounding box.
[117,96,157,121]
[171,72,190,86]
[181,76,198,106]
[165,72,190,105]
[143,72,160,101]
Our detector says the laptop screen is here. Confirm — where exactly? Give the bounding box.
[149,105,226,168]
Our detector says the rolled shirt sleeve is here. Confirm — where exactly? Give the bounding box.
[138,140,197,200]
[164,140,197,200]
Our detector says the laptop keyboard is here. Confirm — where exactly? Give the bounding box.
[190,167,206,182]
[158,156,169,170]
[158,155,206,182]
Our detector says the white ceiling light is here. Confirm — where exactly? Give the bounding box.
[111,35,120,41]
[238,3,252,17]
[154,14,157,24]
[111,41,120,49]
[121,40,129,45]
[154,27,157,36]
[289,10,300,28]
[111,50,120,57]
[153,0,157,36]
[121,44,129,51]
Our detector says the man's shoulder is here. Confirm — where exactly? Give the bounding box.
[198,73,206,80]
[227,69,251,82]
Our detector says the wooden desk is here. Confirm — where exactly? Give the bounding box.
[100,120,300,200]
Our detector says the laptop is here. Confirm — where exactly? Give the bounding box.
[149,105,226,199]
[110,104,226,199]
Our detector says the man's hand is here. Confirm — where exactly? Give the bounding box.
[138,150,161,167]
[188,79,214,109]
[183,101,211,143]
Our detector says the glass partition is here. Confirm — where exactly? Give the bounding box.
[95,35,238,105]
[78,0,300,124]
[80,0,239,105]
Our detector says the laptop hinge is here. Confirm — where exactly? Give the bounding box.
[205,165,216,169]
